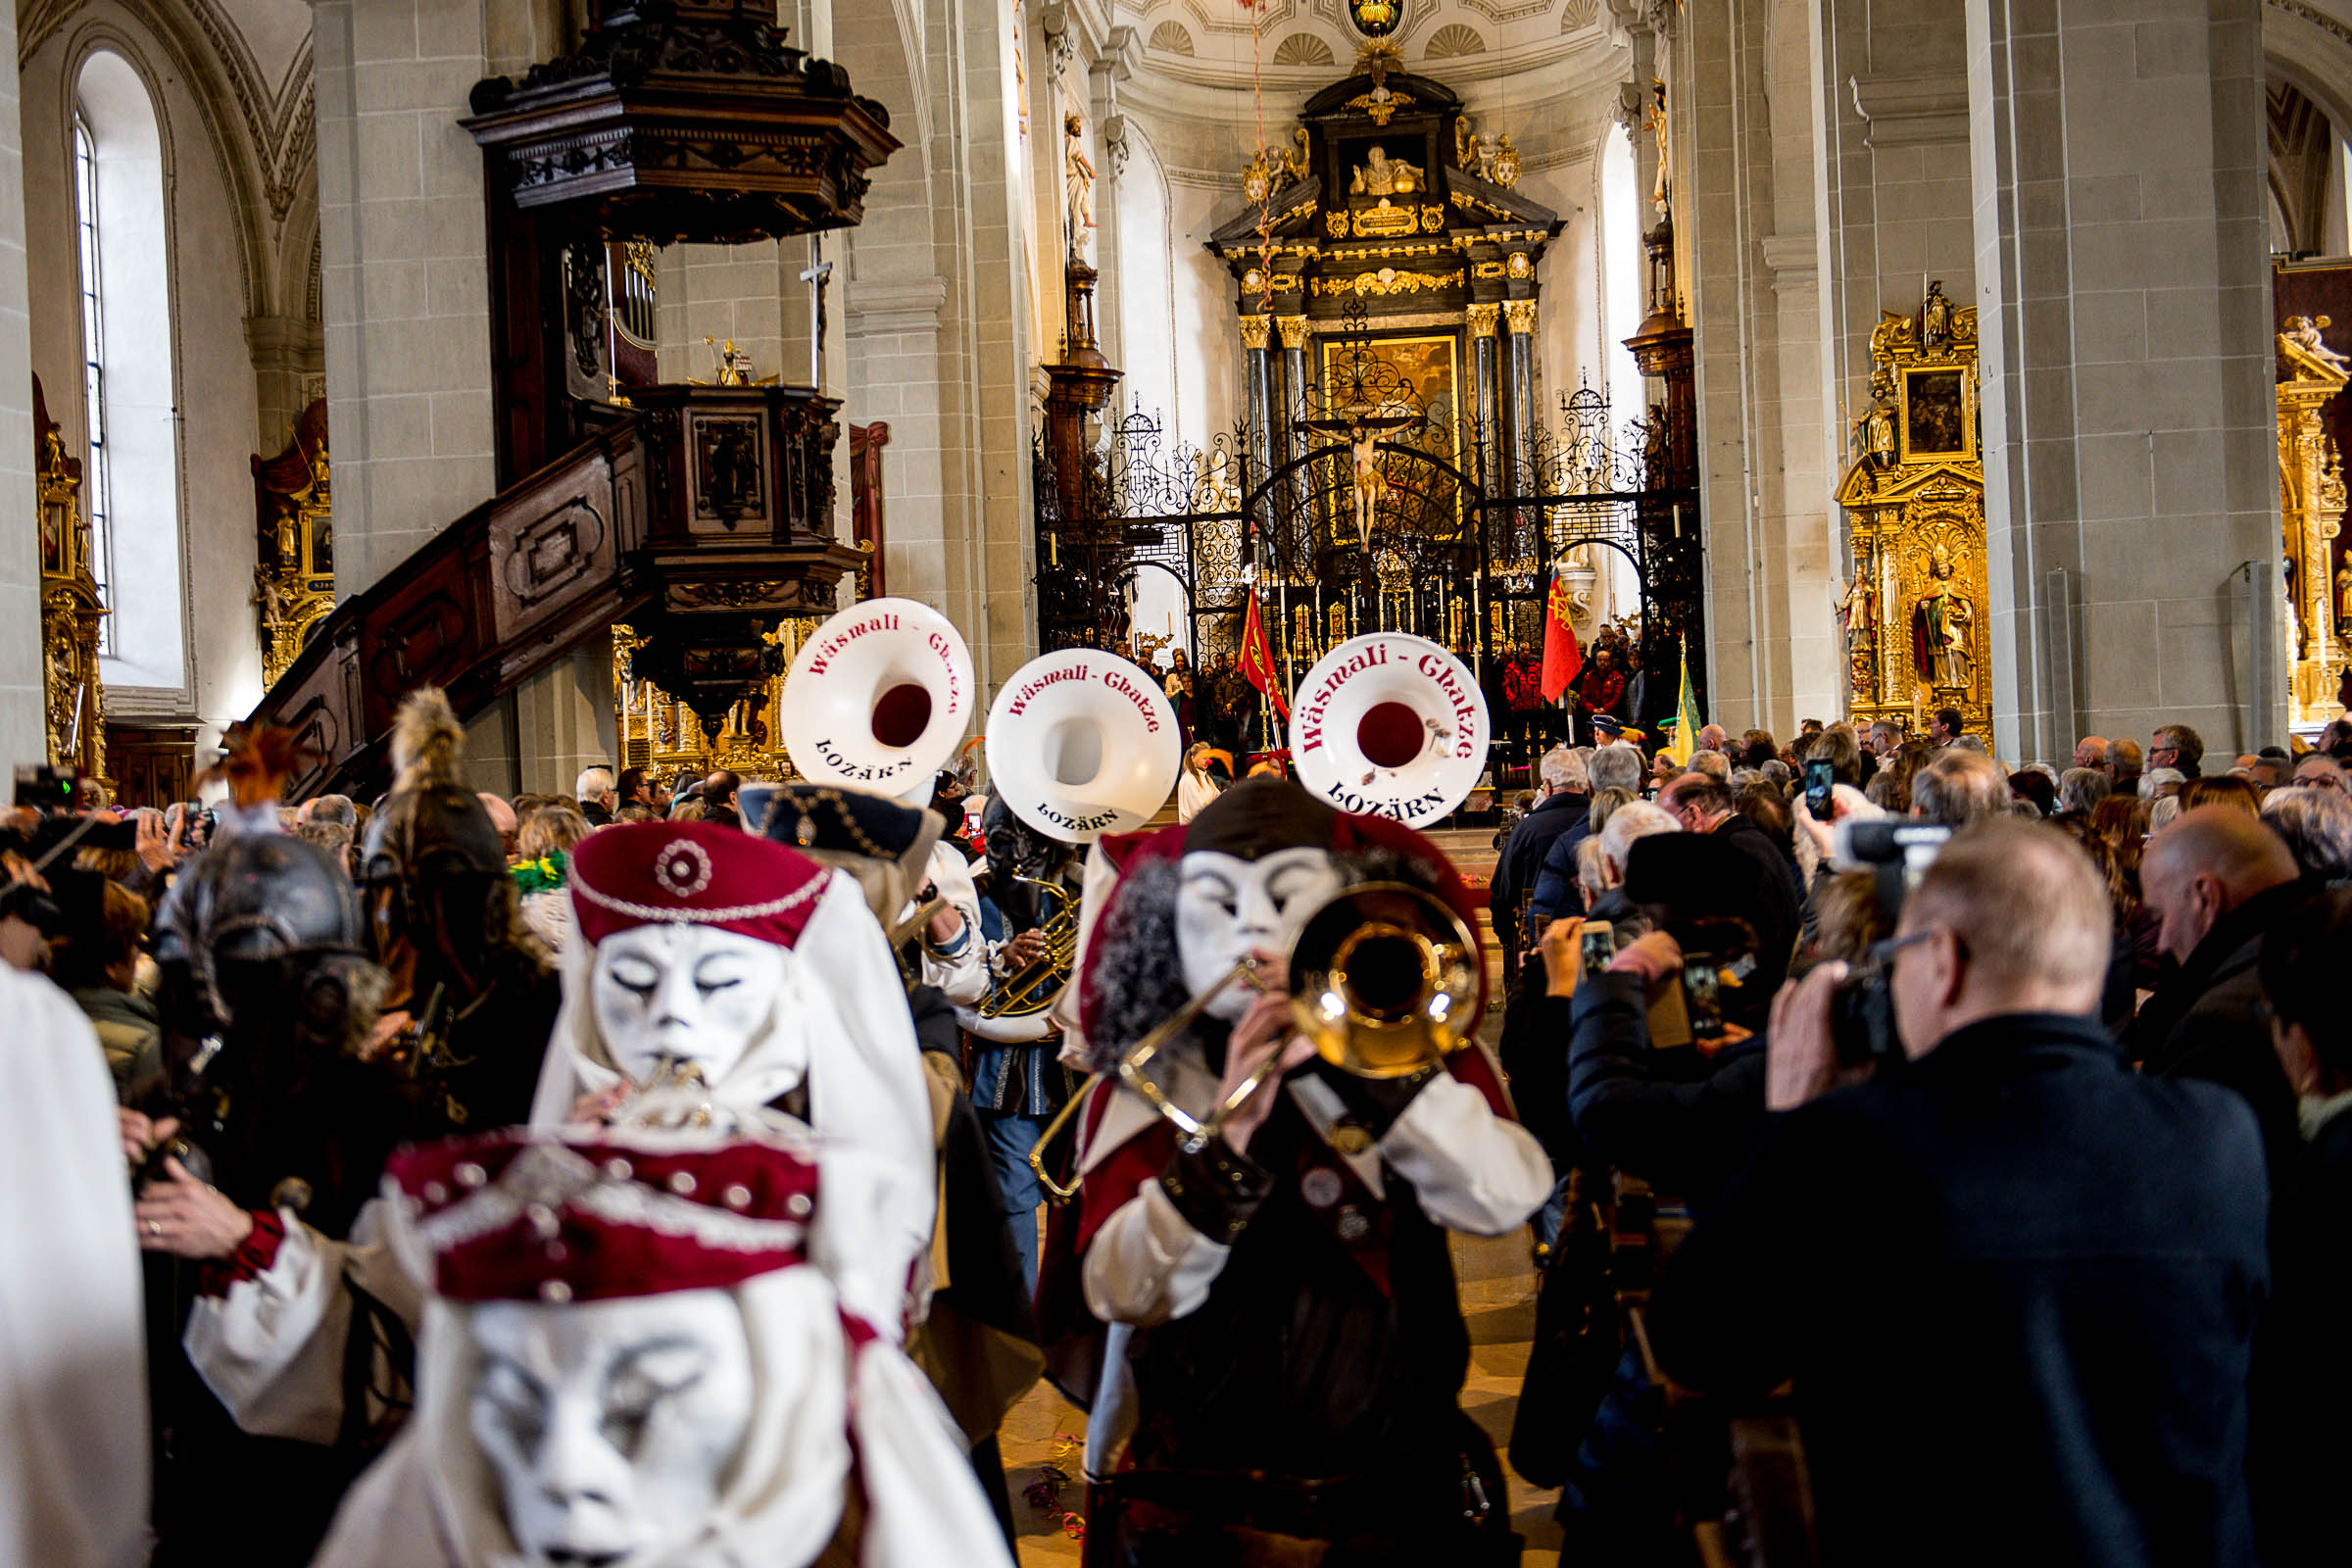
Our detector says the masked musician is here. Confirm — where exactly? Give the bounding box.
[1047,776,1551,1564]
[967,788,1084,1286]
[161,820,939,1522]
[128,831,418,1567]
[359,689,561,1136]
[750,784,1044,1535]
[312,1125,1014,1568]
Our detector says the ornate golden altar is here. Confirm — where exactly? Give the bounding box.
[1832,296,1990,740]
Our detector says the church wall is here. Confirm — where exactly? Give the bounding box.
[23,9,269,745]
[0,0,41,787]
[1969,0,2283,760]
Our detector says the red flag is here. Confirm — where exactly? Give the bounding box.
[1239,590,1290,719]
[1539,564,1583,702]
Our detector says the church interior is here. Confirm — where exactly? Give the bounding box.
[7,0,2352,1565]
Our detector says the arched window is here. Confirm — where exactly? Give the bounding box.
[74,50,182,691]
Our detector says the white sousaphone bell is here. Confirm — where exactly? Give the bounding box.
[983,648,1184,846]
[776,597,976,807]
[1287,632,1490,828]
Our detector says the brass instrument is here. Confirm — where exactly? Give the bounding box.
[968,875,1078,1040]
[1028,880,1480,1199]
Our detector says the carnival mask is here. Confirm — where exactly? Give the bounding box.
[590,923,788,1089]
[1175,847,1344,1021]
[468,1290,756,1566]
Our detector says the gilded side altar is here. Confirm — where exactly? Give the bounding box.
[1833,296,1991,739]
[253,399,336,689]
[2277,315,2348,727]
[34,376,106,782]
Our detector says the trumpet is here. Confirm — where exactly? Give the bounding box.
[1028,881,1479,1200]
[969,875,1077,1038]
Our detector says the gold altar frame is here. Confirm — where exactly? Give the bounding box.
[1834,304,1990,739]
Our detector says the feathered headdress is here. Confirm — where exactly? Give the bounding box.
[391,687,465,792]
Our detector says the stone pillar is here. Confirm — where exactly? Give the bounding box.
[0,0,38,785]
[1968,0,2280,758]
[513,642,618,795]
[1503,300,1538,505]
[1468,304,1500,493]
[1241,313,1275,479]
[313,0,507,598]
[246,315,325,450]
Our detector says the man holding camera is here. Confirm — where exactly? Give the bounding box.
[1645,821,2268,1567]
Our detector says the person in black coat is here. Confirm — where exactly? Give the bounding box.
[1658,772,1801,970]
[1491,746,1591,970]
[2248,886,2352,1568]
[2126,806,2306,1175]
[1646,821,2268,1568]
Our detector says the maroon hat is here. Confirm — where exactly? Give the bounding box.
[568,820,829,949]
[387,1129,819,1303]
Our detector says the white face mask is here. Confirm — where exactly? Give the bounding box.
[590,924,787,1088]
[468,1291,755,1567]
[1175,847,1344,1020]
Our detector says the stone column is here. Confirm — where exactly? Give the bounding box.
[1241,313,1275,480]
[1503,300,1538,532]
[312,0,503,598]
[0,0,39,784]
[1967,0,2280,758]
[1468,303,1500,493]
[513,642,617,795]
[246,315,325,450]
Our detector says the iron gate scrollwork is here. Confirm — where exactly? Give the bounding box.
[1033,327,1704,739]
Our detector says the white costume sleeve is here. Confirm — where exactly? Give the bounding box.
[914,846,987,1007]
[1079,1183,1236,1327]
[0,966,149,1568]
[851,1345,1017,1568]
[1377,1075,1553,1236]
[184,1199,423,1445]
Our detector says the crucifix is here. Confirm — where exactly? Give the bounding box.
[799,234,834,389]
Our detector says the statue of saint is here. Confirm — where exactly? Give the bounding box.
[2337,560,2352,626]
[1064,113,1097,244]
[2283,314,2352,373]
[1348,146,1421,197]
[1649,79,1671,216]
[1855,369,1897,472]
[1921,280,1952,349]
[1836,569,1876,649]
[1911,542,1976,690]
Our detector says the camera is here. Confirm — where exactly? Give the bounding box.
[1833,819,1952,923]
[14,762,87,813]
[1831,967,1901,1065]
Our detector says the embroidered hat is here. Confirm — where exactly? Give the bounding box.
[567,820,828,949]
[386,1128,819,1303]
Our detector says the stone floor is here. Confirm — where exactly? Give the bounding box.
[996,1227,1566,1565]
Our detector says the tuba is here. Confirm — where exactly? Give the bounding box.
[967,649,1183,1043]
[983,649,1184,845]
[1031,880,1480,1197]
[779,597,977,804]
[1287,633,1491,828]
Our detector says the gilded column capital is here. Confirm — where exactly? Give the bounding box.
[1465,303,1499,338]
[1502,299,1538,334]
[1239,313,1273,351]
[1275,315,1311,351]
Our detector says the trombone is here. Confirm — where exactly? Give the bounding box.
[1027,881,1479,1202]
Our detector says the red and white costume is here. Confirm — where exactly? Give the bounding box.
[311,1126,1011,1568]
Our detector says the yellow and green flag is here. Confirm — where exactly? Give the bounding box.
[1659,638,1700,766]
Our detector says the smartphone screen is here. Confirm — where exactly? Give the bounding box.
[1682,957,1726,1039]
[1577,918,1617,977]
[1804,758,1836,818]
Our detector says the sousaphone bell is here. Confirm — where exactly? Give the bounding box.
[779,597,975,805]
[1034,880,1480,1194]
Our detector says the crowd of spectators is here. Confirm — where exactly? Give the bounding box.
[1494,710,2352,1565]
